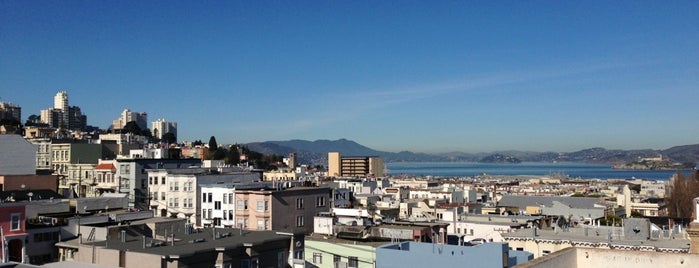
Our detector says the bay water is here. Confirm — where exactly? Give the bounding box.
[385,162,689,180]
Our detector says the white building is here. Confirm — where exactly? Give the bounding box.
[147,169,198,224]
[151,118,177,140]
[147,167,261,227]
[200,183,237,227]
[111,109,148,131]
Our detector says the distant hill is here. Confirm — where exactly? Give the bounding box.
[245,139,699,166]
[244,139,446,165]
[662,144,699,164]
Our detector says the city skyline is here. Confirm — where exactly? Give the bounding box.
[2,1,698,153]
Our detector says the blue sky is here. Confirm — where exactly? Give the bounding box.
[1,1,698,153]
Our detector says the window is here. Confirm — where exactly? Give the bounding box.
[456,228,460,234]
[161,192,165,200]
[202,209,207,219]
[223,194,227,204]
[257,220,264,230]
[174,198,179,207]
[203,193,207,202]
[208,193,213,203]
[333,255,341,264]
[348,257,358,268]
[161,177,165,184]
[223,210,227,220]
[174,182,179,191]
[257,201,264,212]
[313,253,322,264]
[296,198,304,209]
[542,250,551,256]
[149,177,152,184]
[237,200,244,210]
[187,198,193,208]
[169,182,173,191]
[264,220,269,230]
[278,252,285,268]
[296,215,304,227]
[168,198,173,207]
[208,209,212,219]
[154,177,158,185]
[11,213,21,230]
[228,211,234,220]
[228,194,234,204]
[316,196,326,207]
[215,201,221,210]
[152,192,158,201]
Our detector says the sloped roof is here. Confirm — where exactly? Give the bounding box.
[95,163,116,170]
[498,195,602,210]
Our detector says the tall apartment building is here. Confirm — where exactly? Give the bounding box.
[151,118,177,140]
[111,108,148,131]
[39,91,87,131]
[328,152,384,177]
[0,101,21,122]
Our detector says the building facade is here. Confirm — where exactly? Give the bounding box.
[327,152,384,178]
[0,101,21,123]
[111,108,148,131]
[151,118,177,140]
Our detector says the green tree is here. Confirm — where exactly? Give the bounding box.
[161,132,177,144]
[208,136,218,151]
[225,145,240,165]
[122,121,142,135]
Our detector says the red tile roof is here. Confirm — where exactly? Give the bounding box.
[95,163,116,170]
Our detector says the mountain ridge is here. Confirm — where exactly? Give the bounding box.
[244,139,699,167]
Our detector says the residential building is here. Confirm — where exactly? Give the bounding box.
[92,160,118,196]
[327,152,384,177]
[263,170,300,181]
[200,183,238,228]
[26,138,52,172]
[305,233,385,268]
[39,91,87,131]
[503,219,690,259]
[235,187,332,234]
[58,227,305,268]
[50,142,103,197]
[376,241,532,268]
[115,158,202,209]
[110,108,147,131]
[0,202,28,263]
[150,118,177,140]
[514,247,699,268]
[0,101,21,123]
[146,167,259,225]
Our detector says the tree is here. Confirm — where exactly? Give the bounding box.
[666,170,699,218]
[208,136,218,151]
[161,132,177,144]
[122,121,143,135]
[225,145,240,165]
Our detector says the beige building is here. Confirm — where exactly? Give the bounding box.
[263,170,299,181]
[327,152,384,177]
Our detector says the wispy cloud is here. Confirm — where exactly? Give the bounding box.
[235,60,641,139]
